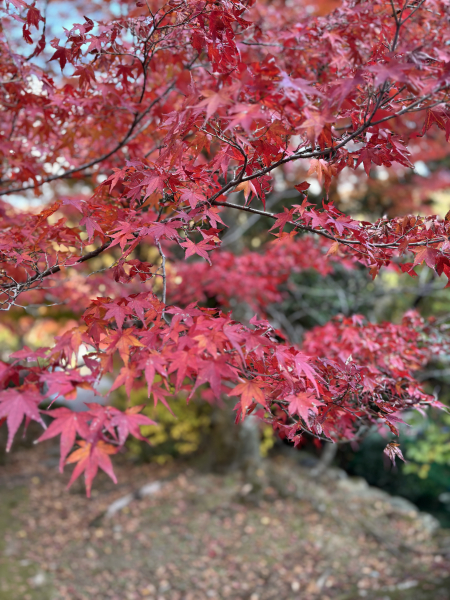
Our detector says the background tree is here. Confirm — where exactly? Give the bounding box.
[1,0,450,496]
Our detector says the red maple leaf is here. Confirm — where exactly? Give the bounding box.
[26,5,44,29]
[66,440,117,497]
[103,329,144,365]
[293,353,320,395]
[269,208,295,233]
[108,221,136,250]
[294,182,310,193]
[104,300,132,330]
[412,247,438,269]
[0,388,45,451]
[80,214,103,240]
[180,189,206,209]
[195,89,232,119]
[143,221,181,241]
[421,107,449,135]
[230,380,267,412]
[109,405,156,445]
[144,353,168,395]
[73,65,96,89]
[39,370,87,400]
[110,365,139,397]
[49,44,70,70]
[167,350,198,390]
[142,174,165,196]
[307,159,337,192]
[286,392,324,424]
[180,238,214,264]
[37,408,90,472]
[367,61,410,86]
[301,108,334,146]
[192,358,235,400]
[127,293,152,322]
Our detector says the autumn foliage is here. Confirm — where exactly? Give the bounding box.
[1,0,450,495]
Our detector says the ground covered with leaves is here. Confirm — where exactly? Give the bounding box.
[1,442,450,600]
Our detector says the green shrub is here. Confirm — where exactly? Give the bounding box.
[114,387,212,464]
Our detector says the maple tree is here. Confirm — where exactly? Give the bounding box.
[1,0,450,495]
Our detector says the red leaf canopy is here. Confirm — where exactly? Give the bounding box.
[1,0,450,494]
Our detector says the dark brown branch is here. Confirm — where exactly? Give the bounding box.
[2,240,112,292]
[213,200,447,250]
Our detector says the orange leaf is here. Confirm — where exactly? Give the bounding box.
[230,380,266,412]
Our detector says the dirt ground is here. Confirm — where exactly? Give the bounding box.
[1,441,449,600]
